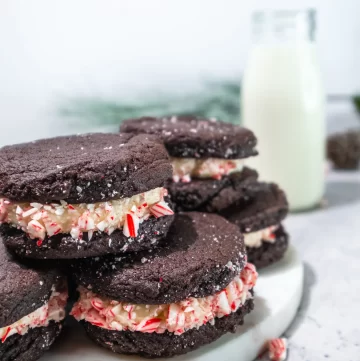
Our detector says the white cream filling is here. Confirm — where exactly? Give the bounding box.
[171,157,244,182]
[244,225,278,248]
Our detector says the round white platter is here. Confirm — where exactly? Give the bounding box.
[41,245,303,361]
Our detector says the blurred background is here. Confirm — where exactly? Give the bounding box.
[0,0,359,146]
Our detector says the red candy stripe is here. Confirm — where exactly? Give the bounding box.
[137,318,162,332]
[149,202,174,218]
[127,214,136,237]
[123,212,140,238]
[1,327,11,343]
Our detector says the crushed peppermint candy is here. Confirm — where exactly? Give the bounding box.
[0,287,68,343]
[71,262,258,335]
[171,157,244,182]
[123,212,140,238]
[268,338,288,361]
[0,187,172,241]
[149,202,174,218]
[244,225,279,248]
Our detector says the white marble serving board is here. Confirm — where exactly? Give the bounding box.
[41,245,303,361]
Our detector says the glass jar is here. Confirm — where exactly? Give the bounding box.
[242,9,325,211]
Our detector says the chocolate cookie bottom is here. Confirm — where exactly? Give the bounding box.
[82,298,254,358]
[0,321,62,361]
[1,214,174,259]
[246,227,289,269]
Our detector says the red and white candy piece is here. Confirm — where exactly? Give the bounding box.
[166,303,182,331]
[181,174,191,183]
[70,226,82,240]
[22,207,39,218]
[77,211,95,231]
[123,305,135,320]
[109,320,123,331]
[0,199,9,222]
[149,201,174,218]
[44,221,61,237]
[91,298,104,312]
[15,206,23,215]
[215,290,232,316]
[172,175,180,183]
[268,338,288,361]
[123,212,140,238]
[27,220,46,240]
[136,317,162,333]
[240,262,258,288]
[1,327,11,343]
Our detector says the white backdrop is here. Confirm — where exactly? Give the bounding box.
[0,0,359,144]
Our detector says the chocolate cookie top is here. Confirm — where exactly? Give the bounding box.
[222,182,289,232]
[73,212,246,304]
[0,133,172,203]
[120,116,257,159]
[0,241,62,327]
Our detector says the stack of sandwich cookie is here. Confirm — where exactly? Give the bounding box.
[0,241,67,361]
[120,116,258,212]
[121,116,290,268]
[71,212,258,358]
[0,133,174,259]
[221,182,289,268]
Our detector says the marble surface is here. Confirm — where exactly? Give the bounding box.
[282,170,360,361]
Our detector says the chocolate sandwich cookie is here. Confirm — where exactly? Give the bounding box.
[0,241,67,361]
[120,115,258,159]
[71,212,258,358]
[221,182,289,269]
[167,166,259,212]
[120,116,258,212]
[0,133,174,259]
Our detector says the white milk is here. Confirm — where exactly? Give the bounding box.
[242,11,325,211]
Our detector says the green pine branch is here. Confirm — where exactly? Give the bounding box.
[57,81,241,127]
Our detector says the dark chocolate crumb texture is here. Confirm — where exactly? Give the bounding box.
[0,241,67,360]
[0,133,172,203]
[0,133,175,258]
[70,213,258,357]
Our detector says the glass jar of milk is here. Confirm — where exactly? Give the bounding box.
[242,9,325,211]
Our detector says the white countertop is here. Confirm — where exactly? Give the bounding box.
[282,170,360,361]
